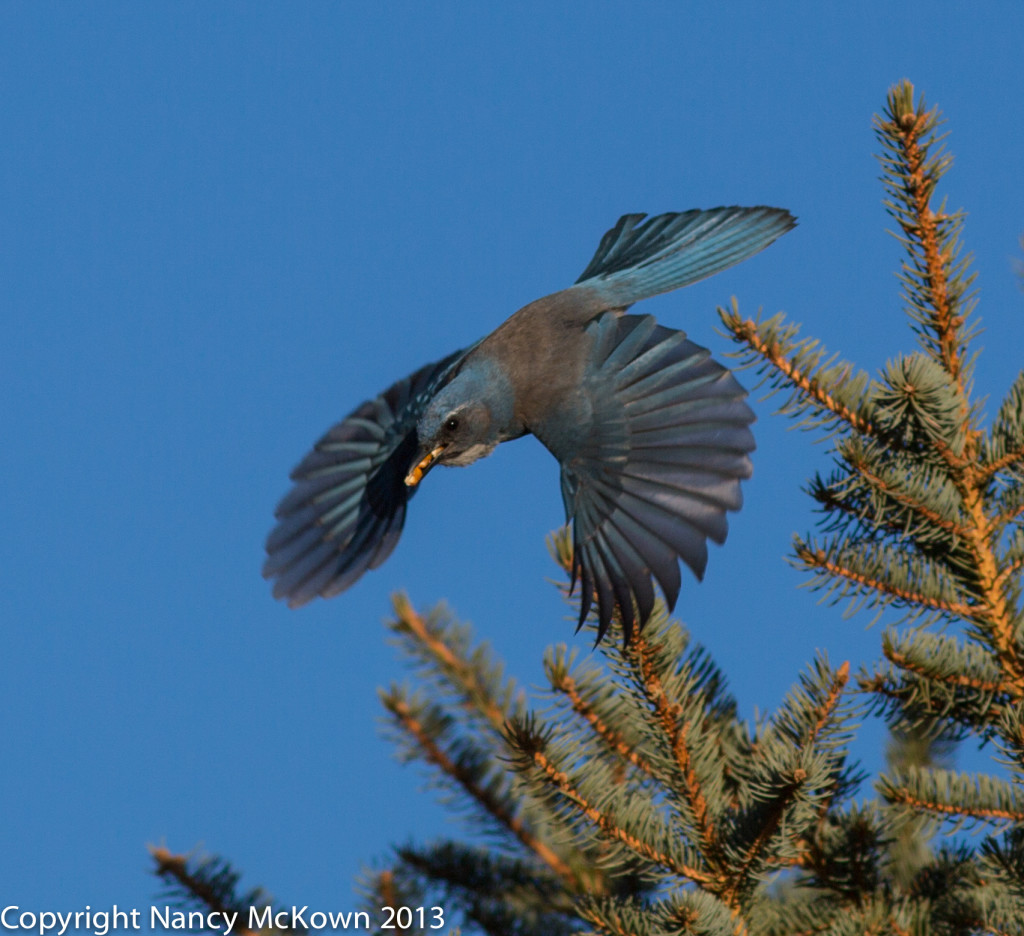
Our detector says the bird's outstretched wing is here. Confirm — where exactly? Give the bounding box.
[264,349,467,607]
[575,206,795,307]
[556,313,755,643]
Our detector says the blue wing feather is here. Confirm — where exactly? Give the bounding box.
[264,348,467,607]
[554,313,755,642]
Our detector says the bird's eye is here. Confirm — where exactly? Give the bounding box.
[444,415,460,433]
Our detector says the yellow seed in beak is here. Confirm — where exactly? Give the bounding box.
[404,444,447,487]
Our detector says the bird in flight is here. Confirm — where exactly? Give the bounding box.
[265,207,795,642]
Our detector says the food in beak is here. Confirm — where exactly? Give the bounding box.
[404,444,447,487]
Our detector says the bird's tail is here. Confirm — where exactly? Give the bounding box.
[574,206,795,307]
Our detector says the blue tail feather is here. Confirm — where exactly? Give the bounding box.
[575,206,795,307]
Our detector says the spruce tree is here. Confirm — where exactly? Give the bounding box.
[154,81,1024,936]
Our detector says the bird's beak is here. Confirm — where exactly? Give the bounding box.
[405,444,447,487]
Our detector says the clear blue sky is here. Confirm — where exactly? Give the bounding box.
[2,1,1022,923]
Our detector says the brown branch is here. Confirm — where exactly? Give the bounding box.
[527,745,713,886]
[798,546,977,618]
[392,594,514,736]
[850,458,969,538]
[884,645,1019,699]
[632,634,722,869]
[726,663,849,900]
[808,663,854,844]
[993,554,1024,594]
[958,476,1024,689]
[575,903,644,936]
[884,102,1024,686]
[726,774,805,902]
[883,97,1024,688]
[980,444,1024,481]
[893,108,966,390]
[730,909,751,936]
[149,848,262,936]
[373,870,399,912]
[723,315,876,436]
[386,695,581,890]
[813,485,955,558]
[810,661,851,745]
[886,785,1024,824]
[992,501,1024,536]
[931,436,974,474]
[551,671,656,777]
[860,671,1008,724]
[806,659,847,835]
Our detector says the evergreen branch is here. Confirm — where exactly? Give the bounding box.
[724,660,853,896]
[890,843,1016,936]
[795,540,976,619]
[383,694,580,889]
[993,552,1024,597]
[882,630,1019,700]
[521,740,713,886]
[875,81,976,398]
[934,435,974,473]
[790,660,855,847]
[984,369,1024,478]
[992,707,1024,775]
[979,829,1024,902]
[750,901,834,936]
[840,453,968,539]
[991,524,1024,589]
[992,499,1024,538]
[798,806,888,907]
[770,897,910,936]
[149,848,280,936]
[576,893,740,936]
[808,449,971,566]
[361,869,409,920]
[886,784,1024,824]
[356,865,443,936]
[323,79,1024,936]
[373,870,398,908]
[383,599,615,896]
[719,304,877,436]
[726,774,808,905]
[871,352,969,462]
[390,594,522,737]
[883,648,1010,702]
[548,668,656,777]
[892,919,914,936]
[861,668,1006,739]
[389,843,579,936]
[957,478,1024,688]
[573,899,645,936]
[808,661,851,746]
[880,768,1024,828]
[982,445,1024,482]
[862,630,1019,740]
[631,632,723,869]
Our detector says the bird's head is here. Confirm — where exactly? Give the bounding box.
[405,360,515,487]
